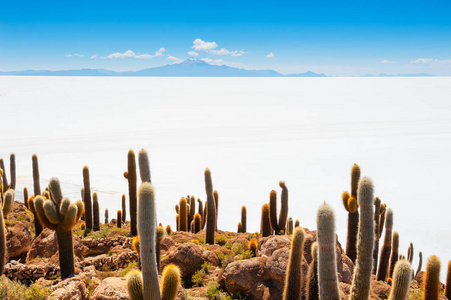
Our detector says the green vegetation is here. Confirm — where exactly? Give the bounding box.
[0,276,50,300]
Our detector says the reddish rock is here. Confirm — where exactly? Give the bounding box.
[5,201,34,260]
[50,273,89,300]
[91,277,129,300]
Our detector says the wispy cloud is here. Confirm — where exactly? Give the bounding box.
[381,59,396,64]
[90,55,97,59]
[266,52,274,58]
[192,38,245,57]
[201,58,225,65]
[105,48,166,59]
[65,53,84,57]
[187,51,198,56]
[411,58,434,64]
[168,55,182,63]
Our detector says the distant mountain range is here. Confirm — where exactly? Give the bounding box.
[0,58,436,77]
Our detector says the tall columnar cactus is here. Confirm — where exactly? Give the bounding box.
[373,197,381,274]
[343,163,361,263]
[179,198,188,232]
[350,177,374,300]
[389,231,400,279]
[137,182,160,300]
[0,159,8,191]
[379,204,386,239]
[269,190,279,234]
[197,199,203,223]
[125,149,138,236]
[213,190,219,231]
[241,206,247,233]
[176,214,179,232]
[415,251,423,278]
[117,210,122,228]
[122,194,127,224]
[317,203,340,300]
[31,154,43,236]
[105,208,109,224]
[287,217,293,235]
[189,196,195,232]
[423,256,441,300]
[194,213,201,233]
[282,227,305,300]
[160,264,181,300]
[0,154,16,191]
[261,204,271,237]
[23,187,29,208]
[0,190,14,275]
[445,260,451,299]
[93,192,100,231]
[204,169,216,244]
[138,149,151,183]
[377,208,394,281]
[407,243,414,264]
[388,259,412,300]
[33,178,84,279]
[306,242,319,300]
[269,181,289,235]
[82,166,93,231]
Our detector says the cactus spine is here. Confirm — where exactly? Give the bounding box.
[343,163,361,263]
[350,177,374,300]
[373,197,381,274]
[93,192,100,231]
[122,194,127,224]
[282,227,305,300]
[31,154,43,236]
[117,210,122,228]
[82,166,93,231]
[126,269,144,300]
[445,260,451,299]
[160,264,181,300]
[179,198,188,232]
[241,206,247,233]
[34,178,84,279]
[388,259,412,300]
[105,208,109,224]
[138,182,160,300]
[125,149,138,236]
[204,169,216,244]
[0,190,14,275]
[377,208,394,281]
[261,204,271,237]
[423,256,441,300]
[306,242,319,300]
[389,231,400,279]
[317,203,340,300]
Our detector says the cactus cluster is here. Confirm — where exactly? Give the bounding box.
[268,181,289,235]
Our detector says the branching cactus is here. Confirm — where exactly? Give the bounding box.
[33,178,84,279]
[389,231,400,279]
[317,203,340,300]
[269,181,289,235]
[342,163,361,263]
[241,206,247,233]
[377,208,394,281]
[82,166,93,231]
[350,177,374,300]
[124,149,138,236]
[0,154,15,192]
[0,190,14,275]
[282,227,305,300]
[204,169,216,244]
[306,242,319,300]
[388,259,412,300]
[423,256,441,300]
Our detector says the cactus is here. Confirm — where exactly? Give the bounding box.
[93,192,100,231]
[379,204,386,239]
[269,181,289,235]
[105,208,109,224]
[306,242,319,300]
[23,187,29,208]
[373,197,381,274]
[194,213,201,233]
[125,149,138,236]
[160,264,181,300]
[282,227,305,300]
[294,219,300,228]
[80,222,86,230]
[287,217,293,235]
[176,214,179,231]
[423,256,441,300]
[122,194,127,224]
[179,198,188,232]
[445,260,451,299]
[166,225,172,235]
[261,204,271,237]
[248,240,258,257]
[189,196,195,232]
[137,182,160,300]
[237,222,243,233]
[269,190,279,234]
[317,203,340,300]
[0,159,8,191]
[0,154,16,191]
[241,206,247,233]
[213,190,218,231]
[33,178,84,279]
[117,210,122,228]
[175,204,179,214]
[204,169,216,245]
[132,235,140,257]
[197,198,203,222]
[31,154,43,236]
[138,149,151,183]
[202,203,207,230]
[388,259,412,300]
[126,269,144,300]
[82,166,93,230]
[415,251,423,278]
[389,231,400,279]
[377,208,394,281]
[156,225,165,272]
[407,243,414,264]
[0,190,14,275]
[350,177,374,300]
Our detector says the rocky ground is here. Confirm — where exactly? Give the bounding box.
[2,201,447,300]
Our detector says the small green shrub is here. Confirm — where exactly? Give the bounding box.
[17,215,26,222]
[215,235,228,245]
[192,269,205,286]
[241,250,253,260]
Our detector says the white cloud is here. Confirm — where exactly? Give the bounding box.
[231,50,245,57]
[381,59,396,64]
[105,48,166,59]
[65,53,84,57]
[155,48,166,57]
[266,52,274,58]
[192,38,245,57]
[91,55,97,59]
[187,51,198,56]
[411,58,434,64]
[168,55,182,63]
[201,58,225,65]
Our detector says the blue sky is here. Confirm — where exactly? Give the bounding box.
[1,0,451,75]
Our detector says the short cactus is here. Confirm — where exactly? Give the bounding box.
[33,178,84,279]
[105,208,109,224]
[204,169,216,244]
[0,190,14,275]
[160,264,181,300]
[317,203,340,300]
[389,231,400,279]
[350,177,374,300]
[388,259,412,300]
[287,217,293,235]
[126,269,144,300]
[423,256,441,300]
[93,192,100,231]
[248,240,258,256]
[23,187,29,208]
[237,222,243,233]
[294,219,300,228]
[282,227,305,300]
[125,149,138,236]
[122,194,127,224]
[117,210,122,228]
[306,242,319,300]
[132,236,140,257]
[194,213,201,233]
[82,166,93,230]
[80,222,86,230]
[377,208,394,281]
[241,206,247,233]
[261,204,271,237]
[166,225,172,235]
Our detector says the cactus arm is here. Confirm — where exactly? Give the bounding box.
[82,166,93,230]
[415,251,422,278]
[389,232,400,278]
[241,206,247,233]
[0,159,8,191]
[59,198,71,215]
[34,196,58,230]
[62,203,78,231]
[75,200,84,221]
[3,190,14,216]
[377,208,394,281]
[127,150,138,236]
[43,199,59,224]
